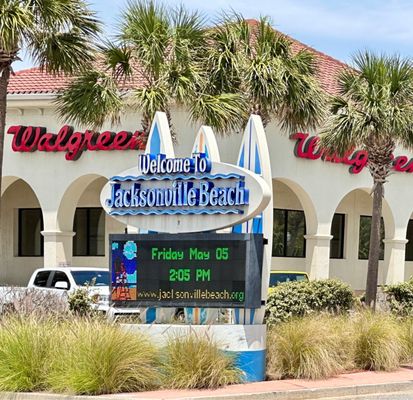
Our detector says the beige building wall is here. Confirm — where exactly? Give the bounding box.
[2,96,413,290]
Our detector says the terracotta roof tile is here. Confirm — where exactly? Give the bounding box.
[8,20,348,96]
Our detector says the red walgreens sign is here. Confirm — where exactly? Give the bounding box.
[7,125,146,161]
[291,133,413,174]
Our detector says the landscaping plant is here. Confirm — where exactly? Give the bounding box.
[47,319,160,394]
[265,279,354,324]
[385,278,413,316]
[352,311,405,371]
[266,314,351,380]
[161,333,242,389]
[0,316,56,391]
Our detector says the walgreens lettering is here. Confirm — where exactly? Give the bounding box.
[291,133,413,174]
[7,125,146,160]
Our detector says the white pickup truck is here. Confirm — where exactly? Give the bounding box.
[27,267,111,312]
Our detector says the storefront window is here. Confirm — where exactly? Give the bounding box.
[18,208,44,256]
[330,213,345,259]
[405,220,413,261]
[73,208,105,256]
[358,216,384,260]
[272,209,306,257]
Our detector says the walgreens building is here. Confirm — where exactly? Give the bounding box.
[3,35,413,292]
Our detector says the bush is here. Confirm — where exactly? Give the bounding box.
[385,278,413,316]
[0,316,55,391]
[352,312,404,371]
[67,287,93,316]
[265,279,354,325]
[266,315,351,380]
[0,288,69,319]
[47,319,160,394]
[161,334,242,389]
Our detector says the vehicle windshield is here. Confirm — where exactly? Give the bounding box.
[71,271,110,287]
[269,273,308,287]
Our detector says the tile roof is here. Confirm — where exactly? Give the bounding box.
[8,21,348,96]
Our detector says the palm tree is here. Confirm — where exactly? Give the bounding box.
[199,15,326,132]
[56,2,325,137]
[319,52,413,308]
[56,1,243,137]
[0,0,100,207]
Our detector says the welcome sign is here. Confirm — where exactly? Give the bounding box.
[100,112,271,233]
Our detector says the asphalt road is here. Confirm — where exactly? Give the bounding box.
[322,391,413,400]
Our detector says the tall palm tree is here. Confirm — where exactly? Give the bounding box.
[56,2,325,137]
[0,0,100,207]
[56,1,243,136]
[320,52,413,308]
[198,15,326,132]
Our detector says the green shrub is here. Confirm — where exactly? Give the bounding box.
[67,287,93,316]
[352,311,404,371]
[0,316,55,391]
[267,315,351,379]
[385,278,413,316]
[47,319,160,394]
[307,279,355,312]
[161,334,242,389]
[265,279,354,324]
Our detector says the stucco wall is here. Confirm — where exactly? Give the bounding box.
[3,98,413,289]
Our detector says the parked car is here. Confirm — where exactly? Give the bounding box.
[268,270,309,293]
[27,267,111,312]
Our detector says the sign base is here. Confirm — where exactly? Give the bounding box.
[121,323,266,382]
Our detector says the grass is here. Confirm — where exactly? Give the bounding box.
[46,318,160,395]
[0,316,56,391]
[267,314,352,380]
[352,311,405,371]
[400,317,413,362]
[160,333,243,389]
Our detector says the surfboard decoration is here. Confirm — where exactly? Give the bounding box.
[191,126,221,162]
[145,112,175,158]
[232,115,273,325]
[140,112,175,323]
[186,126,221,325]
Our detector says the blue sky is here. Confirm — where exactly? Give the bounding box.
[14,0,413,70]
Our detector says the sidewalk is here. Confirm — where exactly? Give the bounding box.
[3,367,413,400]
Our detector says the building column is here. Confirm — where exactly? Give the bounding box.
[41,230,75,268]
[304,234,333,279]
[383,239,407,285]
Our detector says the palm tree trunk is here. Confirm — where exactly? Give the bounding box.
[0,65,11,212]
[365,181,384,309]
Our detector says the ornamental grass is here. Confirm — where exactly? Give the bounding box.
[352,311,405,371]
[266,314,351,380]
[46,318,160,395]
[160,333,243,389]
[0,316,56,391]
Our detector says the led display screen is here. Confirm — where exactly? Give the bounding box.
[110,233,263,308]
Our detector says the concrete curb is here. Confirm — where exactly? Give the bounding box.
[1,381,413,400]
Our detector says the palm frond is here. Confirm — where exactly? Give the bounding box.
[189,92,248,135]
[29,30,96,74]
[101,41,133,81]
[0,0,33,53]
[276,50,326,132]
[55,70,123,129]
[321,52,413,156]
[24,0,100,74]
[133,84,169,120]
[28,0,100,37]
[120,0,169,81]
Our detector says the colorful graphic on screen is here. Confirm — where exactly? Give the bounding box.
[111,240,138,301]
